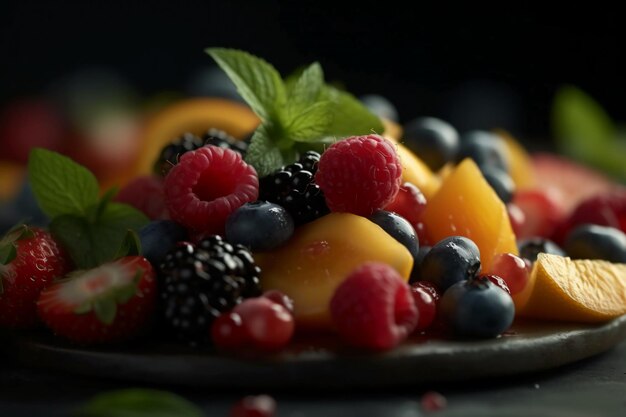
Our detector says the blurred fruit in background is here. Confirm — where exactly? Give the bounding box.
[185,66,243,102]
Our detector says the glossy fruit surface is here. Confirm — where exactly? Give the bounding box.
[564,224,626,263]
[394,142,441,200]
[419,236,481,291]
[517,253,626,322]
[232,297,295,351]
[402,117,459,171]
[138,220,188,266]
[489,253,529,295]
[481,165,515,204]
[455,131,508,172]
[226,202,294,251]
[369,210,419,258]
[384,182,428,228]
[512,189,566,239]
[410,281,439,332]
[517,238,565,263]
[256,213,413,329]
[422,158,518,271]
[440,276,514,338]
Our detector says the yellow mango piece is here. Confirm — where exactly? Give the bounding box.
[256,213,413,329]
[393,142,441,201]
[518,253,626,322]
[422,158,518,272]
[494,129,535,189]
[382,118,403,142]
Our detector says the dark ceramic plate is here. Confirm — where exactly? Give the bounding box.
[5,317,626,388]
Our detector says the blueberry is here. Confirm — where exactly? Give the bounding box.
[440,276,515,338]
[359,94,399,122]
[455,131,508,172]
[481,165,515,204]
[139,220,188,266]
[226,201,294,251]
[419,236,481,291]
[564,224,626,263]
[369,210,419,258]
[403,117,459,171]
[14,179,48,227]
[517,238,565,263]
[409,245,431,284]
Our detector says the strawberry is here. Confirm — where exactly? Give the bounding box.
[0,225,72,328]
[37,256,156,344]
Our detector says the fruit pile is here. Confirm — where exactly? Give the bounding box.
[1,49,626,354]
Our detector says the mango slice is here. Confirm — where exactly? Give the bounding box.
[517,253,626,322]
[422,158,518,272]
[256,213,413,329]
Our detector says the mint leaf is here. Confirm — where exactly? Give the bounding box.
[206,48,286,121]
[287,101,333,142]
[0,244,16,266]
[50,204,148,269]
[245,125,286,177]
[323,86,384,136]
[76,389,203,417]
[285,62,324,120]
[115,229,142,259]
[29,148,99,218]
[93,298,117,325]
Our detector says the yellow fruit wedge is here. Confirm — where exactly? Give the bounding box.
[256,213,413,330]
[381,118,403,141]
[494,129,536,189]
[518,253,626,322]
[422,158,518,271]
[393,142,441,200]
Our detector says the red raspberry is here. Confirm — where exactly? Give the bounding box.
[315,135,402,216]
[115,176,168,220]
[164,146,258,235]
[330,262,418,350]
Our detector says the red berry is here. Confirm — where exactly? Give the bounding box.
[330,262,418,350]
[421,391,447,412]
[262,290,294,314]
[489,253,529,295]
[506,202,526,237]
[512,189,565,239]
[164,146,258,235]
[211,312,247,349]
[0,226,72,328]
[37,256,156,344]
[414,221,433,247]
[384,182,428,227]
[481,274,511,294]
[315,135,402,216]
[230,395,276,417]
[115,175,169,220]
[233,298,294,351]
[410,282,439,332]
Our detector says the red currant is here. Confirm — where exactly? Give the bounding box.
[506,202,526,237]
[410,282,440,332]
[230,395,276,417]
[421,391,447,412]
[262,290,294,314]
[481,274,511,294]
[211,312,247,349]
[414,221,432,246]
[234,298,295,351]
[384,182,428,226]
[490,252,529,295]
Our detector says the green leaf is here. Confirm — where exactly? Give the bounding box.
[28,148,99,218]
[286,101,333,142]
[115,229,142,259]
[285,62,324,120]
[93,297,117,325]
[323,86,384,137]
[50,204,148,269]
[0,244,17,266]
[553,86,616,158]
[245,125,286,176]
[206,48,286,121]
[75,389,203,417]
[0,224,34,266]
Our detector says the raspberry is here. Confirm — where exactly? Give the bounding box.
[115,176,168,220]
[315,135,402,216]
[330,262,418,350]
[164,146,258,235]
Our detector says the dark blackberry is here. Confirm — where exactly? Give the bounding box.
[202,128,248,157]
[153,132,204,176]
[259,151,329,225]
[158,236,261,345]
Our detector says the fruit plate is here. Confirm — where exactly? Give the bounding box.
[4,316,626,389]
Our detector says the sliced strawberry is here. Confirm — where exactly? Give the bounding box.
[531,153,615,214]
[512,190,566,239]
[37,256,156,344]
[0,225,72,328]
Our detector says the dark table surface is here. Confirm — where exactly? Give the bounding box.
[1,339,625,417]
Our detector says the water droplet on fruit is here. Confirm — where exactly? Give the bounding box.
[301,240,330,257]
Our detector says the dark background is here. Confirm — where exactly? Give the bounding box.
[1,1,624,140]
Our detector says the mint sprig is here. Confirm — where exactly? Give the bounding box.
[28,149,149,269]
[206,48,384,176]
[75,389,203,417]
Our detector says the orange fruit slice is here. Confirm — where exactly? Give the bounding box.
[422,158,518,271]
[0,161,25,200]
[517,253,626,322]
[494,129,535,189]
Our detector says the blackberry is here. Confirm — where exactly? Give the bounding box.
[202,128,248,157]
[259,151,329,225]
[153,129,247,177]
[153,132,204,176]
[158,236,261,345]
